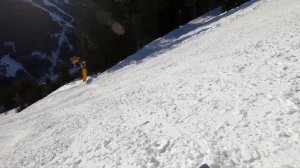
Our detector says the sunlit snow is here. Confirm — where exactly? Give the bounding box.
[0,0,299,168]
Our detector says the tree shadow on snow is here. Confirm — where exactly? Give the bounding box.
[107,0,259,73]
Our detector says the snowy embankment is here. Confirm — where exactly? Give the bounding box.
[1,0,300,167]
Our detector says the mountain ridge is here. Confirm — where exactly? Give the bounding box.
[0,0,77,81]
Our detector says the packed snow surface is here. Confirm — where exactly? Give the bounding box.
[1,0,300,167]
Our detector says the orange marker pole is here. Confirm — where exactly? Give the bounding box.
[81,61,88,82]
[82,68,87,82]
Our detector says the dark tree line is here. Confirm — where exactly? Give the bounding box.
[0,0,249,114]
[0,66,76,113]
[75,0,249,75]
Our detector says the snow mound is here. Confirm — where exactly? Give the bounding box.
[1,0,300,168]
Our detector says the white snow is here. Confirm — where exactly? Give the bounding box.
[3,41,16,53]
[1,0,300,168]
[42,0,74,19]
[0,108,18,117]
[64,0,71,4]
[0,55,29,77]
[31,51,48,59]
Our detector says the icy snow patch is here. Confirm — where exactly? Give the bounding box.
[0,55,24,77]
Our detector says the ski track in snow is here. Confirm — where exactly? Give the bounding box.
[1,0,300,168]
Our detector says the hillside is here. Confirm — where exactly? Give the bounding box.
[0,0,77,83]
[0,0,300,168]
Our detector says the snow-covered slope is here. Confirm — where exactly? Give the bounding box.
[1,0,300,167]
